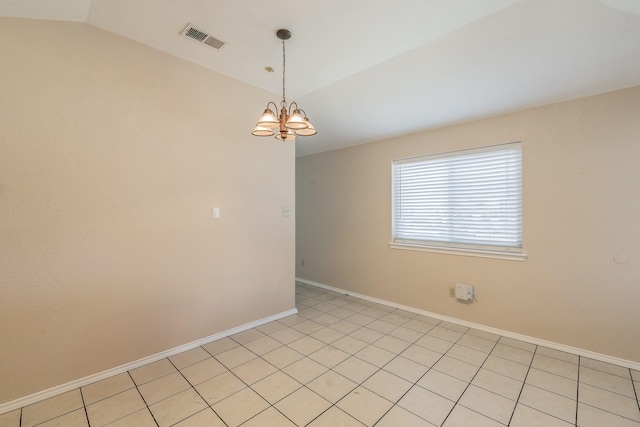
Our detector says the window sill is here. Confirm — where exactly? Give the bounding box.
[388,242,527,261]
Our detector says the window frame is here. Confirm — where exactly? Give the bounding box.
[390,142,526,261]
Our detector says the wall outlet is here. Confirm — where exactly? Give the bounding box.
[455,283,474,302]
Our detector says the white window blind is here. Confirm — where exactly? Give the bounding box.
[392,142,522,253]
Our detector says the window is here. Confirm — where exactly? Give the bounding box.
[391,142,524,260]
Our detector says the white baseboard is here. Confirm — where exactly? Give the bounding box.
[296,277,640,371]
[0,308,298,415]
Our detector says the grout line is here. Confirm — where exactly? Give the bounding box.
[78,387,91,427]
[126,371,160,427]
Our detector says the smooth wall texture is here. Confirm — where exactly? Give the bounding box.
[296,86,640,362]
[0,18,295,404]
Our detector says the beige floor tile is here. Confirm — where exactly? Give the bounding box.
[397,385,455,426]
[86,389,146,427]
[510,404,574,427]
[490,343,534,366]
[275,387,332,426]
[498,336,537,352]
[278,314,307,327]
[298,307,323,319]
[0,409,20,427]
[483,355,529,381]
[580,366,636,398]
[241,407,296,427]
[308,345,350,368]
[536,346,579,364]
[243,336,282,356]
[577,402,640,427]
[439,321,469,333]
[381,312,413,326]
[362,369,412,403]
[350,327,385,344]
[333,356,379,383]
[330,320,362,334]
[415,335,454,353]
[631,370,639,381]
[308,370,357,403]
[231,357,277,385]
[149,389,208,427]
[215,345,257,369]
[256,320,287,335]
[466,329,500,342]
[194,371,245,405]
[327,307,357,319]
[269,328,305,345]
[367,320,399,334]
[579,383,640,422]
[104,408,156,427]
[82,373,135,405]
[442,405,504,427]
[22,390,84,427]
[446,343,489,366]
[138,371,191,405]
[261,346,304,369]
[375,405,435,427]
[582,357,631,378]
[311,326,345,344]
[404,317,438,332]
[307,406,365,427]
[383,356,430,382]
[129,359,176,385]
[531,354,578,380]
[457,334,496,353]
[432,355,479,383]
[282,357,328,384]
[417,369,468,401]
[213,387,269,426]
[336,386,394,426]
[256,320,286,335]
[401,344,442,367]
[459,384,516,425]
[252,371,302,404]
[231,329,265,345]
[427,326,464,343]
[331,335,369,354]
[35,408,88,427]
[292,320,325,334]
[288,336,326,355]
[355,345,396,367]
[374,335,411,353]
[346,313,377,326]
[472,368,523,401]
[168,347,210,369]
[172,408,225,426]
[201,337,239,356]
[518,384,576,423]
[313,313,341,326]
[525,367,577,399]
[389,326,424,343]
[180,356,227,385]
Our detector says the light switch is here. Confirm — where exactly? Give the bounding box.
[213,207,220,219]
[282,207,290,217]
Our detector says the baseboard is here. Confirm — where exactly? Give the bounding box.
[296,277,640,371]
[0,308,298,415]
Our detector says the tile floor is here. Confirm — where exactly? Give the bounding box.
[2,282,639,426]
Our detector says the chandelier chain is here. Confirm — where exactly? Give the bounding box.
[281,39,287,109]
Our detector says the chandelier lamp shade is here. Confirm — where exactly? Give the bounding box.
[252,29,317,141]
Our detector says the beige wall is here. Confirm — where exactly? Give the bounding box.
[296,86,640,363]
[0,18,295,404]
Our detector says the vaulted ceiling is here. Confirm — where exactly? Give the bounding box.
[3,0,640,156]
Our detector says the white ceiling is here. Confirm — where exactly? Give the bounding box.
[3,0,640,156]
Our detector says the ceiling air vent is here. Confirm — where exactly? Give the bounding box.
[181,24,226,50]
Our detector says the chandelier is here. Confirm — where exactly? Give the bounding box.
[251,29,317,141]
